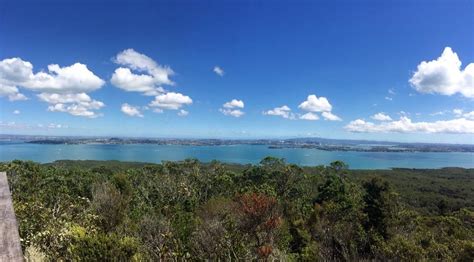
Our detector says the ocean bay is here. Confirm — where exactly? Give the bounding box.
[1,142,473,169]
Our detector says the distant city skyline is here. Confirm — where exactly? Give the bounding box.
[1,0,473,144]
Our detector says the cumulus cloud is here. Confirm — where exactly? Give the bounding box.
[149,92,192,110]
[177,109,189,117]
[220,99,245,117]
[13,110,20,114]
[298,94,332,112]
[384,96,393,101]
[27,63,104,93]
[0,58,104,93]
[299,112,319,121]
[345,116,474,134]
[263,105,294,119]
[371,112,392,121]
[213,66,224,76]
[453,108,463,116]
[223,99,244,109]
[463,111,474,119]
[38,93,93,104]
[111,68,165,96]
[409,47,474,98]
[121,103,144,117]
[0,57,105,117]
[111,49,174,96]
[110,49,193,115]
[0,84,28,101]
[463,111,474,120]
[453,108,474,120]
[322,111,342,121]
[38,93,104,118]
[47,103,103,118]
[220,108,244,117]
[298,94,341,121]
[114,49,174,85]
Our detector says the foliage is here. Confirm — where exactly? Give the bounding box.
[0,159,473,261]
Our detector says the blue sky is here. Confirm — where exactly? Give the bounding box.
[0,0,473,143]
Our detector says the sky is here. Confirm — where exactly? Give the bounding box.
[0,0,473,144]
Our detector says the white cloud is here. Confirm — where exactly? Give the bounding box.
[453,109,474,120]
[345,116,474,134]
[298,94,332,112]
[263,105,294,119]
[213,66,224,76]
[0,58,33,82]
[8,93,28,101]
[453,108,463,116]
[149,92,192,110]
[47,103,103,118]
[111,49,193,116]
[0,58,104,93]
[409,47,474,98]
[321,111,342,121]
[177,109,189,116]
[111,49,174,96]
[121,103,144,117]
[47,123,65,129]
[430,110,448,116]
[463,111,474,120]
[114,49,174,85]
[299,112,319,121]
[0,121,67,130]
[220,99,245,117]
[111,68,165,96]
[298,94,341,121]
[371,112,392,121]
[28,63,104,93]
[0,84,28,101]
[38,93,104,118]
[38,92,93,104]
[0,57,105,117]
[220,108,244,117]
[13,110,20,114]
[385,89,395,101]
[223,99,244,109]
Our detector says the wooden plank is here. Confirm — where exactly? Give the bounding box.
[0,172,23,261]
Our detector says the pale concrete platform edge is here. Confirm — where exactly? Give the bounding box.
[0,172,24,261]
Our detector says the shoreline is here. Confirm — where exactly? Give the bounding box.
[10,140,474,153]
[2,159,473,171]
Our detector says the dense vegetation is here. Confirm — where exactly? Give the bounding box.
[1,158,473,261]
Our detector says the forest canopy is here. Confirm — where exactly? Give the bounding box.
[1,158,473,261]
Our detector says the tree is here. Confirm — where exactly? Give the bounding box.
[236,192,281,259]
[91,182,129,232]
[363,177,399,240]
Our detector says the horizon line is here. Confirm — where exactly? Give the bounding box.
[1,133,473,146]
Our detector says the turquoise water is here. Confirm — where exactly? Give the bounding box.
[0,142,473,169]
